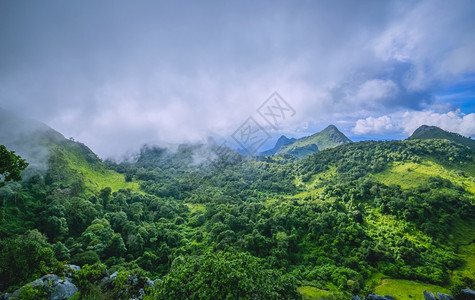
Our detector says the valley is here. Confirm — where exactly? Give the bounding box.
[0,112,474,299]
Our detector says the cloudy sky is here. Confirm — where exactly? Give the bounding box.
[1,0,474,158]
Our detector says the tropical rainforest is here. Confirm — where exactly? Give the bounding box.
[0,114,474,299]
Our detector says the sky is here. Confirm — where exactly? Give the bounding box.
[1,0,474,158]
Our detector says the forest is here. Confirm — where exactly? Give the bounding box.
[0,128,474,299]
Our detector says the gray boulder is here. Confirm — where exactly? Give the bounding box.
[423,290,437,300]
[352,296,362,300]
[436,292,453,300]
[49,278,78,300]
[6,274,77,300]
[365,294,394,300]
[461,288,475,299]
[64,264,81,278]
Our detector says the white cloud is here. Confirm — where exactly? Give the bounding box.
[354,79,399,103]
[372,0,475,90]
[1,1,474,157]
[352,115,399,135]
[353,110,475,138]
[400,110,475,137]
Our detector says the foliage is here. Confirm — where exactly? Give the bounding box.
[152,251,301,299]
[18,284,48,300]
[0,135,473,297]
[0,145,28,187]
[73,263,108,296]
[0,230,59,291]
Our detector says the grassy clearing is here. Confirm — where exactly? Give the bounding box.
[366,210,433,249]
[374,279,450,299]
[454,243,475,280]
[372,160,475,193]
[185,203,206,214]
[295,166,336,189]
[297,286,334,300]
[57,144,140,193]
[450,219,475,282]
[79,167,140,192]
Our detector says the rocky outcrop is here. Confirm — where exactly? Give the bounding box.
[358,289,475,300]
[424,290,437,300]
[1,274,78,300]
[0,264,160,300]
[365,294,395,300]
[460,288,475,299]
[436,292,453,300]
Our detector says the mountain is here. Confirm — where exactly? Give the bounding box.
[0,108,66,169]
[0,114,474,299]
[408,125,475,151]
[0,108,136,193]
[276,124,352,159]
[260,135,296,156]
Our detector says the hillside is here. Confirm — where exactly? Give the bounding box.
[0,109,138,195]
[0,118,474,299]
[277,125,352,159]
[409,125,475,150]
[261,135,297,156]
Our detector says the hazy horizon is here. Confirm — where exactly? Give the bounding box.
[1,0,474,158]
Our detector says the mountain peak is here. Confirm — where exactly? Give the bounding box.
[323,124,338,131]
[411,125,438,135]
[277,135,291,142]
[409,125,475,150]
[276,125,351,159]
[260,135,296,156]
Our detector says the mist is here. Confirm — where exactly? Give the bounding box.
[1,0,474,158]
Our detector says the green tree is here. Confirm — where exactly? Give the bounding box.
[153,251,301,299]
[105,233,127,258]
[0,145,28,187]
[100,187,112,209]
[0,230,59,291]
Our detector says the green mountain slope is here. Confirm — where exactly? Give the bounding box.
[409,125,475,150]
[0,119,474,298]
[277,125,351,159]
[261,135,297,156]
[0,109,138,194]
[296,138,474,298]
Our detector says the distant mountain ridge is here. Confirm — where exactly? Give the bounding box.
[260,136,296,156]
[408,125,475,151]
[275,125,352,159]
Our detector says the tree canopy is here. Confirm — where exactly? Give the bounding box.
[0,145,28,187]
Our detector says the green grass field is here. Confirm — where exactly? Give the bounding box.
[374,279,451,299]
[297,286,335,300]
[80,168,140,192]
[372,160,475,194]
[56,144,140,193]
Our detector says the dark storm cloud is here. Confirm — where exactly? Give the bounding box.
[1,0,474,157]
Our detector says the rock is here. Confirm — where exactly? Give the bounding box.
[365,294,394,300]
[6,274,77,300]
[67,264,81,272]
[352,296,362,300]
[436,292,453,300]
[49,278,78,300]
[64,264,81,277]
[423,290,437,300]
[129,274,139,286]
[110,271,118,280]
[146,278,155,287]
[461,288,475,299]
